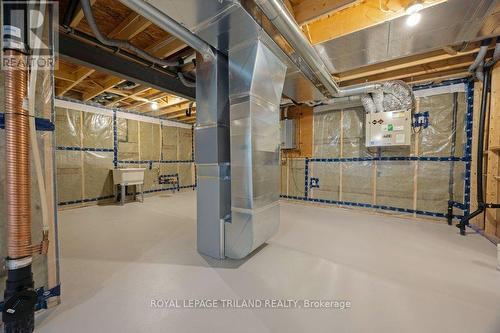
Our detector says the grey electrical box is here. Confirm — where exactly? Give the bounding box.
[280,119,296,150]
[365,109,412,147]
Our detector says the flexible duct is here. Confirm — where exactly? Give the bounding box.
[254,0,382,97]
[80,0,180,67]
[119,0,215,62]
[5,50,31,260]
[361,95,377,113]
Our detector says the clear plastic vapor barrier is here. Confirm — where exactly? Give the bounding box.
[281,81,471,219]
[55,101,195,206]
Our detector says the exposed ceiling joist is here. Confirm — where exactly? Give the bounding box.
[69,0,97,28]
[106,86,151,106]
[83,77,125,101]
[293,0,360,25]
[336,46,483,82]
[56,67,95,96]
[303,0,445,45]
[406,68,471,85]
[107,11,152,40]
[340,53,480,86]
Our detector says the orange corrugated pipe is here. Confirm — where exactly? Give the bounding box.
[4,49,32,259]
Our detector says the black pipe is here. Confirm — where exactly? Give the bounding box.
[2,265,37,333]
[62,0,79,28]
[447,93,459,225]
[456,66,492,235]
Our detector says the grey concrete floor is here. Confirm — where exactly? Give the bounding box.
[36,190,500,333]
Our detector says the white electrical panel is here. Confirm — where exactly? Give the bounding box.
[280,119,296,150]
[365,109,412,147]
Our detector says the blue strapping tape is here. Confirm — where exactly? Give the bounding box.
[0,285,61,312]
[0,113,55,131]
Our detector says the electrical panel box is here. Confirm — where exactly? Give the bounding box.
[365,109,412,147]
[280,119,296,150]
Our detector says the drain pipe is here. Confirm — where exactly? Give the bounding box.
[80,0,180,67]
[119,0,215,62]
[254,0,382,97]
[2,2,37,332]
[469,38,492,82]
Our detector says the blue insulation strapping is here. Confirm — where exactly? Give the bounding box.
[308,156,467,163]
[0,113,55,131]
[294,78,472,220]
[0,285,61,312]
[58,195,115,206]
[280,195,463,219]
[117,159,194,164]
[463,80,474,215]
[56,146,114,152]
[113,110,118,168]
[304,158,309,198]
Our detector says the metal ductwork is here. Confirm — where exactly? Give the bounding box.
[121,0,290,259]
[253,0,382,98]
[226,40,287,259]
[119,0,215,62]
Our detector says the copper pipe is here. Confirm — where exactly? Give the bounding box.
[4,49,32,259]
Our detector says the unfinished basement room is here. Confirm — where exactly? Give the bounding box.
[0,0,499,332]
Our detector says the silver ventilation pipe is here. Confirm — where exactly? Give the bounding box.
[254,0,382,97]
[80,0,180,67]
[177,72,196,88]
[119,0,215,62]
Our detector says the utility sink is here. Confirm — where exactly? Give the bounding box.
[112,168,145,185]
[111,168,146,205]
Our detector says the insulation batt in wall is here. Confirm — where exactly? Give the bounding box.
[54,99,195,206]
[281,80,471,219]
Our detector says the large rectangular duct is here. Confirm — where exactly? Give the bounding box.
[225,40,287,259]
[195,50,230,259]
[138,0,289,259]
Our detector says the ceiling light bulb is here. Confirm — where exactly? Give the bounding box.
[151,101,158,110]
[405,1,424,15]
[406,12,421,27]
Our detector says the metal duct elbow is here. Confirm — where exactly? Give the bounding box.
[119,0,215,62]
[254,0,381,98]
[80,0,180,67]
[178,72,196,88]
[361,94,377,113]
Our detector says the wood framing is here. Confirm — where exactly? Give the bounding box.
[303,0,445,45]
[281,104,313,158]
[485,63,500,237]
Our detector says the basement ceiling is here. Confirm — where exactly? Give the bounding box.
[315,0,500,73]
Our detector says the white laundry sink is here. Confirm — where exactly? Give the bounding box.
[112,168,145,185]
